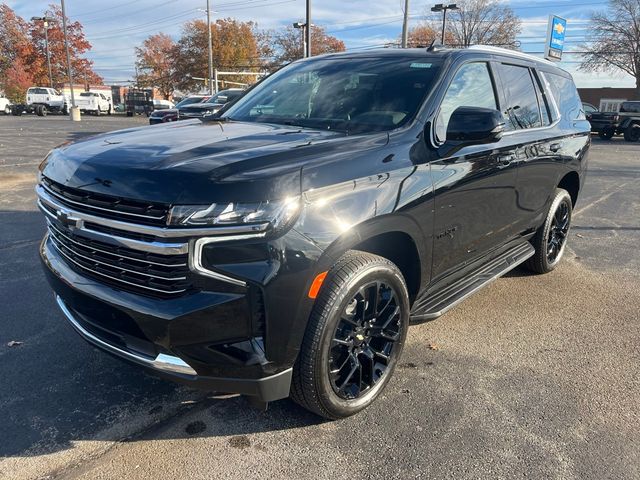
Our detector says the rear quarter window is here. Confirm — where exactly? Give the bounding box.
[542,72,585,121]
[497,63,542,130]
[620,102,640,113]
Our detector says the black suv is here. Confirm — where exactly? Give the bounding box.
[37,46,589,419]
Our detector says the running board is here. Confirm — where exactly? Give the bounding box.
[410,240,534,321]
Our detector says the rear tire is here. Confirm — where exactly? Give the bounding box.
[35,105,44,116]
[291,251,410,419]
[623,124,640,142]
[524,188,573,274]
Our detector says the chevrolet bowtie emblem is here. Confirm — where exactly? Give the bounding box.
[554,23,565,35]
[356,334,365,341]
[56,209,81,228]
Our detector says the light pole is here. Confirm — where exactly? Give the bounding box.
[401,0,410,48]
[305,0,311,57]
[206,0,214,94]
[430,3,458,45]
[60,0,79,120]
[31,16,56,88]
[293,22,307,59]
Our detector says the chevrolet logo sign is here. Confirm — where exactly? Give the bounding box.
[554,23,565,35]
[56,209,82,229]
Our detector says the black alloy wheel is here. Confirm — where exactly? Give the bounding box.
[291,251,410,419]
[525,188,573,274]
[546,198,570,264]
[329,280,402,400]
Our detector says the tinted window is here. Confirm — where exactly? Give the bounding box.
[543,72,584,121]
[435,62,497,142]
[620,102,640,113]
[224,57,442,133]
[532,70,552,126]
[499,64,542,130]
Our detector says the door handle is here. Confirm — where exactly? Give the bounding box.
[550,143,562,152]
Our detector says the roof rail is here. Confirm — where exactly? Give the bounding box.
[466,45,555,65]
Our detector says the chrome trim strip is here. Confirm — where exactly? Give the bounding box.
[189,234,267,287]
[41,182,165,221]
[56,295,197,376]
[49,239,187,295]
[39,200,189,255]
[47,221,187,267]
[37,185,270,239]
[49,232,187,281]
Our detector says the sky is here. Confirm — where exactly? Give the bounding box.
[6,0,636,89]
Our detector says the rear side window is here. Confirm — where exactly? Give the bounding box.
[498,64,542,130]
[542,72,585,121]
[620,102,640,113]
[435,62,498,142]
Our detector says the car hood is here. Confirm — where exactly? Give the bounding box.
[41,120,388,204]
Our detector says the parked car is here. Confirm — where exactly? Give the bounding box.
[149,90,244,125]
[153,99,175,110]
[76,92,111,115]
[582,102,597,121]
[12,86,68,116]
[588,101,640,141]
[148,95,207,125]
[0,94,11,115]
[37,46,589,419]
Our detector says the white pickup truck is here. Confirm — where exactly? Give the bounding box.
[76,92,111,115]
[25,87,68,115]
[0,95,11,115]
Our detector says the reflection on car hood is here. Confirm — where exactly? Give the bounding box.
[40,120,387,204]
[150,108,177,116]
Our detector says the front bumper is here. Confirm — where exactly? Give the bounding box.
[40,236,293,402]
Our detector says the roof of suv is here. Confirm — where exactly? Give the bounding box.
[313,45,567,75]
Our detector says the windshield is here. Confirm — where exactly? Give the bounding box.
[175,97,204,108]
[223,56,441,133]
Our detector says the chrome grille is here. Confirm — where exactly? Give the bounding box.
[47,221,191,297]
[41,176,169,227]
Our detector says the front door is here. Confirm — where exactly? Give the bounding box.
[429,61,519,281]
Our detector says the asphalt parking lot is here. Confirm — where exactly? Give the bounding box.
[0,115,638,480]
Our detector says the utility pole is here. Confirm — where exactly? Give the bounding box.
[60,0,79,120]
[31,16,56,87]
[206,0,214,95]
[431,3,458,45]
[305,0,311,57]
[401,0,410,48]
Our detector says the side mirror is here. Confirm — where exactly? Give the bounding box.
[446,106,505,145]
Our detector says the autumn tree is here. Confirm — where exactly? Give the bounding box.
[0,4,37,101]
[405,24,454,47]
[268,25,346,66]
[580,0,640,99]
[173,18,260,91]
[135,33,177,98]
[427,0,521,48]
[28,4,102,87]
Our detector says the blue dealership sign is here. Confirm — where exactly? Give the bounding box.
[545,15,567,61]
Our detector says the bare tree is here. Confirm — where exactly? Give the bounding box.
[580,0,640,99]
[428,0,521,48]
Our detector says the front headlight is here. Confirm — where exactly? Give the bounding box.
[167,197,301,232]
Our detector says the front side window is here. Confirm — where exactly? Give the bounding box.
[224,57,442,134]
[435,62,498,142]
[499,64,542,130]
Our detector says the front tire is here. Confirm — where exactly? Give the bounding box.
[291,251,410,419]
[598,129,614,140]
[525,188,573,274]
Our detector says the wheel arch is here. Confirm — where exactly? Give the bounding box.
[558,171,580,207]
